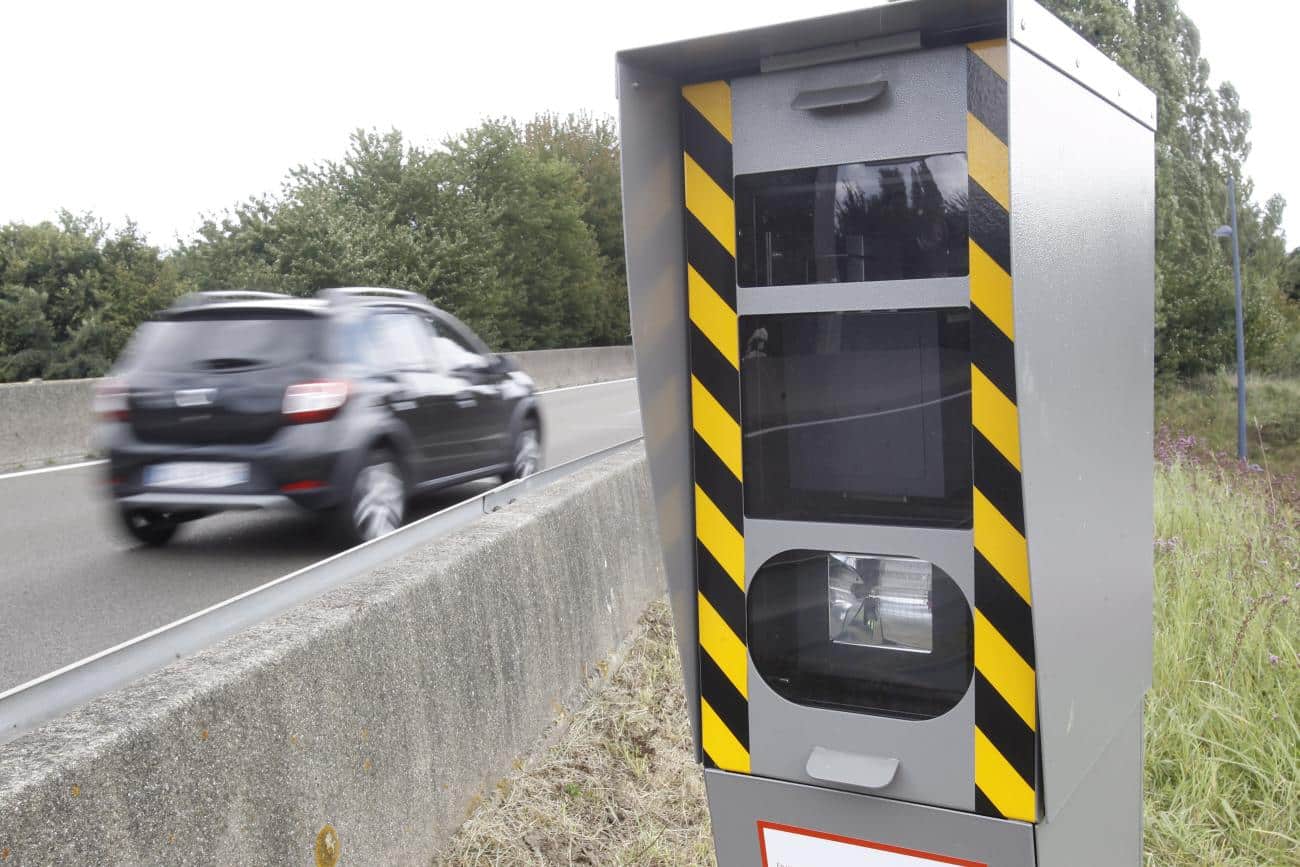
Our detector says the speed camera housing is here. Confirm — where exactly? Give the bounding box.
[618,2,1156,864]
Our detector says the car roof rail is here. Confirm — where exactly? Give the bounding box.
[173,290,295,308]
[319,287,430,306]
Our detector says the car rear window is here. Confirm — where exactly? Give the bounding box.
[126,311,323,371]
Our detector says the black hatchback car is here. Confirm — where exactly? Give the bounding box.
[96,288,543,546]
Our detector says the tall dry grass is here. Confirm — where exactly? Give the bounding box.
[1146,439,1299,864]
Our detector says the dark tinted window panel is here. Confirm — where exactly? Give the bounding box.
[741,308,971,528]
[749,551,973,720]
[128,312,322,371]
[736,153,969,287]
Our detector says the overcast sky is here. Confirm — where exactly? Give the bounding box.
[1,0,1295,249]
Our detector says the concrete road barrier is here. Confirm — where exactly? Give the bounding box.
[0,346,635,472]
[504,345,635,391]
[0,378,98,472]
[0,443,664,865]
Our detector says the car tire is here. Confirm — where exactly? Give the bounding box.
[503,418,542,482]
[336,448,406,546]
[120,509,180,547]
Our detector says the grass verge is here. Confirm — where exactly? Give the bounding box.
[1146,441,1298,864]
[1158,373,1300,478]
[433,603,715,866]
[439,444,1297,866]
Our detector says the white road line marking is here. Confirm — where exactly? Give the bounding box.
[537,376,636,395]
[0,459,106,482]
[0,378,637,484]
[0,434,643,705]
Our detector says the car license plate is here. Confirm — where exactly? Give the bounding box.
[144,462,249,488]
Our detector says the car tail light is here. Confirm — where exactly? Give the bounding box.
[280,480,325,492]
[283,380,349,424]
[94,379,130,422]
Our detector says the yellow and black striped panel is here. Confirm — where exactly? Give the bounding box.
[967,40,1038,823]
[682,80,749,775]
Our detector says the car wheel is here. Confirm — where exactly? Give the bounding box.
[120,509,180,547]
[340,449,406,545]
[504,419,542,482]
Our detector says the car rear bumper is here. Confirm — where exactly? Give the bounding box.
[117,492,294,511]
[103,419,359,514]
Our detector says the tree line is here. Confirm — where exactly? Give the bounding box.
[2,0,1298,383]
[0,113,627,382]
[1042,0,1299,377]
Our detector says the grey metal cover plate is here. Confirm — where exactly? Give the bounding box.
[705,769,1035,866]
[731,45,967,176]
[732,47,976,813]
[744,519,976,812]
[618,59,701,747]
[1008,39,1154,819]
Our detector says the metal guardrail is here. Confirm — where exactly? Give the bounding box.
[0,436,644,747]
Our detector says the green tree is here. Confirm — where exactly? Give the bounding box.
[174,130,514,345]
[175,198,285,293]
[1283,248,1300,303]
[6,112,633,382]
[443,120,605,349]
[524,112,629,343]
[1042,0,1297,376]
[0,214,191,381]
[0,285,55,380]
[0,215,103,342]
[176,120,628,354]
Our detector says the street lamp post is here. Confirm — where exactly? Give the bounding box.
[1215,174,1248,463]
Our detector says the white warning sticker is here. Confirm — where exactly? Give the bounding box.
[757,822,986,867]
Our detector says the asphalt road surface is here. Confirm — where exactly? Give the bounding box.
[0,378,641,693]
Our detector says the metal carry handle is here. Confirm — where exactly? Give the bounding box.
[791,78,888,112]
[805,746,899,790]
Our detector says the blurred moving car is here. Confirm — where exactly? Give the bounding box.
[95,288,542,546]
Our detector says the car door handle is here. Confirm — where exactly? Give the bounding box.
[387,390,418,411]
[454,392,478,408]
